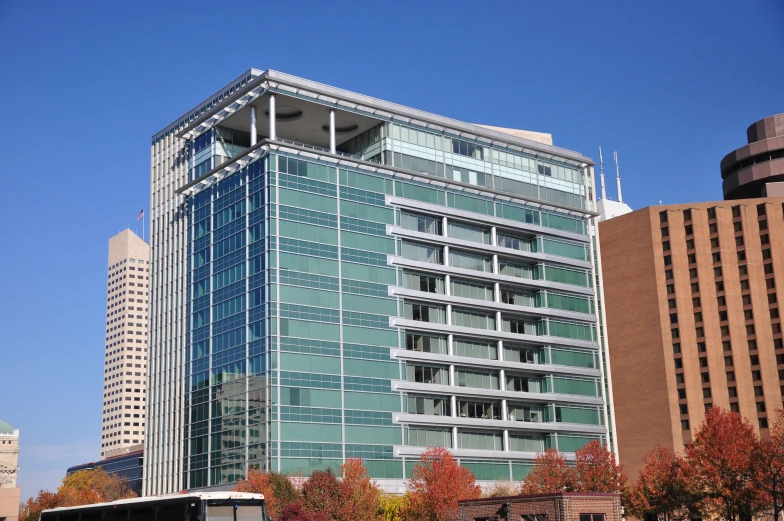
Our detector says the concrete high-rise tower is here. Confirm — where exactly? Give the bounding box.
[102,229,150,457]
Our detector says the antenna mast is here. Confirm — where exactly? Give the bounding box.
[614,150,623,203]
[599,147,607,200]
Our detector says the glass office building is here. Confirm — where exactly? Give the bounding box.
[145,69,617,494]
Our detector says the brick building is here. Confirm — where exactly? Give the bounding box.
[458,492,621,521]
[599,114,784,478]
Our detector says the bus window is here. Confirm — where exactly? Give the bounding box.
[206,506,234,521]
[236,506,263,521]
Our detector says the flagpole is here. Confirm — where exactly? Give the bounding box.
[142,208,145,242]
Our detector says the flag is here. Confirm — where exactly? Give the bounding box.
[137,208,144,221]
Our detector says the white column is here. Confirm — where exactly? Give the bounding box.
[491,226,497,245]
[503,429,510,452]
[494,282,501,303]
[446,304,453,326]
[442,216,448,237]
[499,369,506,391]
[496,311,502,331]
[447,334,454,356]
[492,254,499,274]
[268,94,276,140]
[452,425,459,449]
[249,105,257,146]
[443,245,450,266]
[449,365,456,386]
[501,398,508,420]
[445,274,452,296]
[329,109,336,154]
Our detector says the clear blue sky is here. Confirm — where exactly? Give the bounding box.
[0,0,781,501]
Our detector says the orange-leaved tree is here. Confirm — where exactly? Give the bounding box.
[19,490,61,521]
[573,440,626,493]
[340,458,381,521]
[519,449,573,494]
[754,409,784,521]
[58,468,136,506]
[235,468,281,519]
[405,446,480,521]
[684,407,764,521]
[624,446,696,521]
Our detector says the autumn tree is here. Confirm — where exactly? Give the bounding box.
[341,458,381,521]
[573,441,626,493]
[269,471,302,511]
[754,410,784,521]
[235,469,281,519]
[379,493,409,521]
[624,446,698,521]
[481,482,517,498]
[58,468,136,506]
[684,407,764,521]
[519,449,574,495]
[405,447,481,521]
[279,500,330,521]
[302,468,346,520]
[19,490,61,521]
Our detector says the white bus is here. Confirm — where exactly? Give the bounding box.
[41,492,268,521]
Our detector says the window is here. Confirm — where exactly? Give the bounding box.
[765,263,774,274]
[669,298,677,309]
[753,371,762,382]
[758,203,767,216]
[739,265,748,276]
[760,219,769,230]
[760,418,769,429]
[762,234,770,245]
[689,268,698,279]
[404,272,445,294]
[709,223,718,233]
[662,226,669,237]
[734,221,743,232]
[689,253,697,264]
[676,373,685,384]
[714,267,722,277]
[711,237,719,248]
[719,311,728,321]
[731,402,740,412]
[768,279,777,289]
[763,249,772,260]
[732,206,741,218]
[684,209,692,221]
[703,388,712,399]
[673,343,681,354]
[745,309,754,320]
[721,325,730,336]
[685,224,693,236]
[736,236,745,247]
[663,240,671,251]
[750,355,760,366]
[674,358,683,369]
[667,284,675,295]
[738,251,747,262]
[718,296,726,306]
[400,212,442,235]
[716,281,724,292]
[699,357,708,368]
[669,313,678,324]
[725,356,733,367]
[666,270,674,280]
[713,252,721,263]
[682,419,690,430]
[708,207,717,219]
[678,389,686,399]
[727,371,735,382]
[701,373,710,383]
[692,283,700,293]
[769,293,778,304]
[660,211,668,223]
[729,387,737,398]
[664,255,672,266]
